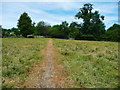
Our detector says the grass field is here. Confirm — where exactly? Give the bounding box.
[2,38,118,88]
[2,38,48,88]
[53,39,118,88]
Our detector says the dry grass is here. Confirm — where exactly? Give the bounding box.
[2,38,48,88]
[53,39,118,88]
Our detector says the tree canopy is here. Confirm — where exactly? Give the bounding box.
[35,21,50,36]
[17,12,33,37]
[75,3,105,40]
[102,24,120,41]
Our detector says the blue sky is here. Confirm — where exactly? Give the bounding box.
[0,0,119,29]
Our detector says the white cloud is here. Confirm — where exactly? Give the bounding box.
[93,2,118,29]
[103,15,118,28]
[1,2,118,29]
[2,4,74,28]
[93,2,118,14]
[1,2,81,28]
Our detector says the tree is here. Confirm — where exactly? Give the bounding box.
[59,21,69,38]
[90,11,105,40]
[36,21,50,36]
[102,24,120,41]
[68,22,81,39]
[75,3,93,34]
[2,29,11,37]
[75,3,105,40]
[10,27,20,36]
[50,25,61,38]
[17,12,33,37]
[50,21,70,39]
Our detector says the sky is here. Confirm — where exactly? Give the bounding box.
[0,0,119,29]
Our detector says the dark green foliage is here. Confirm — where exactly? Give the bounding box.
[78,34,96,40]
[75,3,105,40]
[35,21,50,36]
[68,22,80,39]
[102,24,120,42]
[2,29,11,37]
[10,27,21,36]
[17,12,33,37]
[50,25,62,38]
[50,21,70,39]
[2,27,21,38]
[59,21,69,38]
[32,22,36,35]
[75,3,93,34]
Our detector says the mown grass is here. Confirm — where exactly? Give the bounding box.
[53,39,118,88]
[2,38,48,88]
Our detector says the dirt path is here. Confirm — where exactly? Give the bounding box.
[40,39,54,88]
[22,39,67,88]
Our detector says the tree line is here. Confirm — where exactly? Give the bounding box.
[1,3,120,42]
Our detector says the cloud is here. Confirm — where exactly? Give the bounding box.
[1,2,118,29]
[103,15,118,29]
[93,2,118,14]
[1,2,81,28]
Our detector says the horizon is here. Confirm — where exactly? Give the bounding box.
[0,1,118,30]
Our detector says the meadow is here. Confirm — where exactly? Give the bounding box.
[2,38,119,88]
[53,39,118,88]
[2,38,48,88]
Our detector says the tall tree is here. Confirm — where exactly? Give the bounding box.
[75,3,105,39]
[75,3,93,34]
[17,12,33,37]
